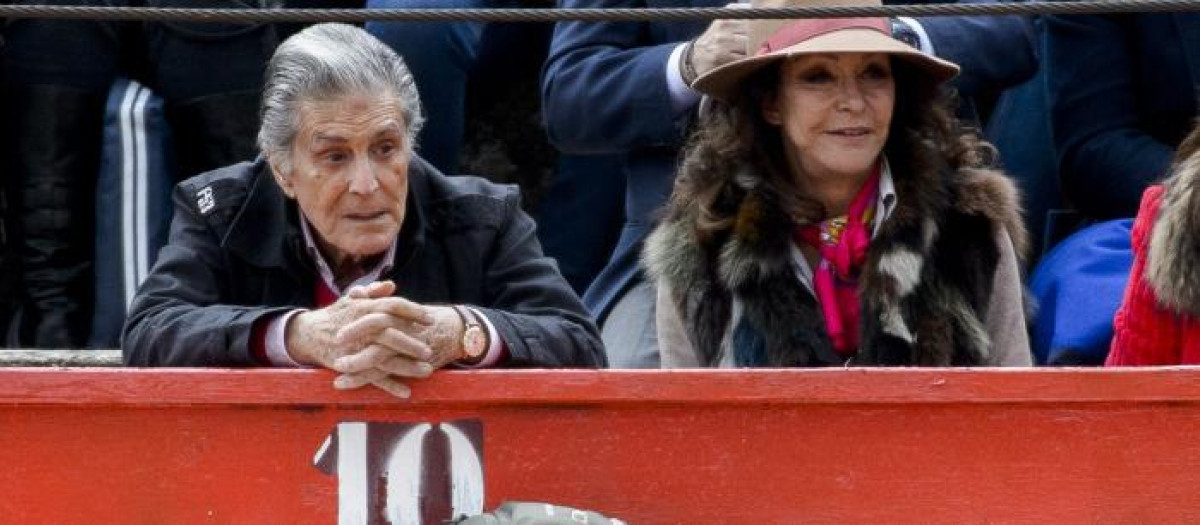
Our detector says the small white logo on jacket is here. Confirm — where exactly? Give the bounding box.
[196,186,216,214]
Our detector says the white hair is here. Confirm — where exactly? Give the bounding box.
[257,23,425,171]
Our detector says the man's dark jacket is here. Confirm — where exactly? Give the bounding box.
[1046,12,1200,219]
[122,156,606,368]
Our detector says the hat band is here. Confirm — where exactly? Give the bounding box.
[758,17,891,55]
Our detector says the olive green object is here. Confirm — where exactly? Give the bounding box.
[450,501,627,525]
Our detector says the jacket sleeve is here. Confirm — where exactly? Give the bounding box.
[121,186,291,367]
[473,193,607,368]
[1046,13,1174,219]
[1107,187,1182,365]
[915,1,1036,97]
[541,0,693,154]
[984,227,1033,366]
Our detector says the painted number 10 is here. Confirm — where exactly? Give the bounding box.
[313,420,485,525]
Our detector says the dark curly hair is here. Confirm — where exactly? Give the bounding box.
[662,58,996,249]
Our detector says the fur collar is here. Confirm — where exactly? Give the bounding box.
[1147,153,1200,317]
[644,158,1025,366]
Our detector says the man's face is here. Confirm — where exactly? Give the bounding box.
[274,93,411,264]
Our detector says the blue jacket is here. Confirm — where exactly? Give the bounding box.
[1029,219,1133,365]
[1046,13,1200,219]
[542,0,1035,321]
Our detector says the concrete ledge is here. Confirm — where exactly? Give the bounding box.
[0,349,122,367]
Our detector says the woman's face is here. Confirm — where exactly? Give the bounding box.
[272,92,411,264]
[763,53,895,183]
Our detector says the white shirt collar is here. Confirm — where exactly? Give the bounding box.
[872,155,899,236]
[298,211,398,296]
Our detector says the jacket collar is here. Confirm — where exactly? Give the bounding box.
[223,155,433,280]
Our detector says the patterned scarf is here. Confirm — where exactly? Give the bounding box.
[794,166,881,355]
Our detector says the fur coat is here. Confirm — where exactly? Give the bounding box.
[1108,152,1200,365]
[644,158,1030,368]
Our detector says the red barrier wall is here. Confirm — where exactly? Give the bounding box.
[1,367,1199,524]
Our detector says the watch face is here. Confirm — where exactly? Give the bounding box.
[463,327,487,358]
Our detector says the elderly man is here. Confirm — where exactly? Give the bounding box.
[122,23,606,396]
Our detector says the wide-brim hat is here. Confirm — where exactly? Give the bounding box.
[692,0,960,101]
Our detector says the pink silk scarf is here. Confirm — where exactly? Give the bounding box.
[794,166,882,356]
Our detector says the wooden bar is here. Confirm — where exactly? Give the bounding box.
[0,367,1197,523]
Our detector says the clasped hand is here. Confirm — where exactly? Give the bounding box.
[284,280,465,398]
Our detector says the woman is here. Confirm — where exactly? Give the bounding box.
[1106,124,1200,365]
[644,2,1031,367]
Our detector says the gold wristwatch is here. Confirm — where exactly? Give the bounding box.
[451,305,488,362]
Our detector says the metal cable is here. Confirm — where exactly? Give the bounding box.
[0,1,1196,23]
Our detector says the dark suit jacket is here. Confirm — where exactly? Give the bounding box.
[1047,12,1200,219]
[542,0,1035,321]
[122,156,605,368]
[916,0,1035,98]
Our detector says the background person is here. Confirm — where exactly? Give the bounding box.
[1,0,281,349]
[1045,12,1200,221]
[1106,124,1200,366]
[122,23,605,395]
[363,0,626,295]
[1019,11,1200,366]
